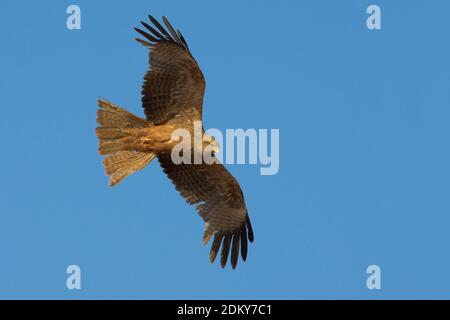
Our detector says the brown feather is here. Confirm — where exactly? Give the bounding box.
[231,233,240,270]
[134,27,159,43]
[162,16,183,45]
[141,21,165,40]
[177,30,189,49]
[148,14,173,40]
[220,234,232,268]
[247,216,255,243]
[210,233,223,263]
[107,152,155,186]
[135,37,153,47]
[240,227,248,261]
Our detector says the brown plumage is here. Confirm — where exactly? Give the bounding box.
[96,15,254,269]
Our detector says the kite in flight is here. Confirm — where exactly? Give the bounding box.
[95,15,254,269]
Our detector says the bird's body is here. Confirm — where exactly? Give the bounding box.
[96,15,254,269]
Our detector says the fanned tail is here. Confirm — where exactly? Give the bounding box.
[103,151,155,187]
[96,99,156,186]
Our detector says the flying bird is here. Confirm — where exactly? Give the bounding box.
[95,15,254,269]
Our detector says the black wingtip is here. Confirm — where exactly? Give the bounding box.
[141,21,165,40]
[247,217,254,243]
[240,227,248,262]
[230,233,240,270]
[135,15,189,50]
[177,30,189,49]
[134,37,152,47]
[208,222,253,269]
[220,235,232,268]
[162,16,184,46]
[134,27,159,43]
[209,234,223,264]
[148,14,173,41]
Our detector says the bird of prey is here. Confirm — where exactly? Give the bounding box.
[95,15,254,269]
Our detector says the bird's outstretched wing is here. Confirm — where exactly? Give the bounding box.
[134,15,205,125]
[158,153,254,269]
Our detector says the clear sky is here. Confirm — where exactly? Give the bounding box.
[1,0,450,299]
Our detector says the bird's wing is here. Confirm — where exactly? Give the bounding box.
[134,15,205,125]
[158,153,254,269]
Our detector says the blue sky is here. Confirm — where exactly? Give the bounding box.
[1,0,450,299]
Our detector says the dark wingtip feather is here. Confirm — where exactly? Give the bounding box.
[135,37,152,47]
[162,16,183,45]
[209,234,223,264]
[134,27,159,43]
[231,233,240,270]
[240,227,248,261]
[141,21,165,40]
[177,30,189,49]
[246,217,254,243]
[148,14,173,41]
[136,15,189,50]
[220,235,232,268]
[203,229,214,245]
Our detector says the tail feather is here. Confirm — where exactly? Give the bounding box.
[98,140,130,155]
[96,99,156,186]
[104,151,155,186]
[97,99,148,128]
